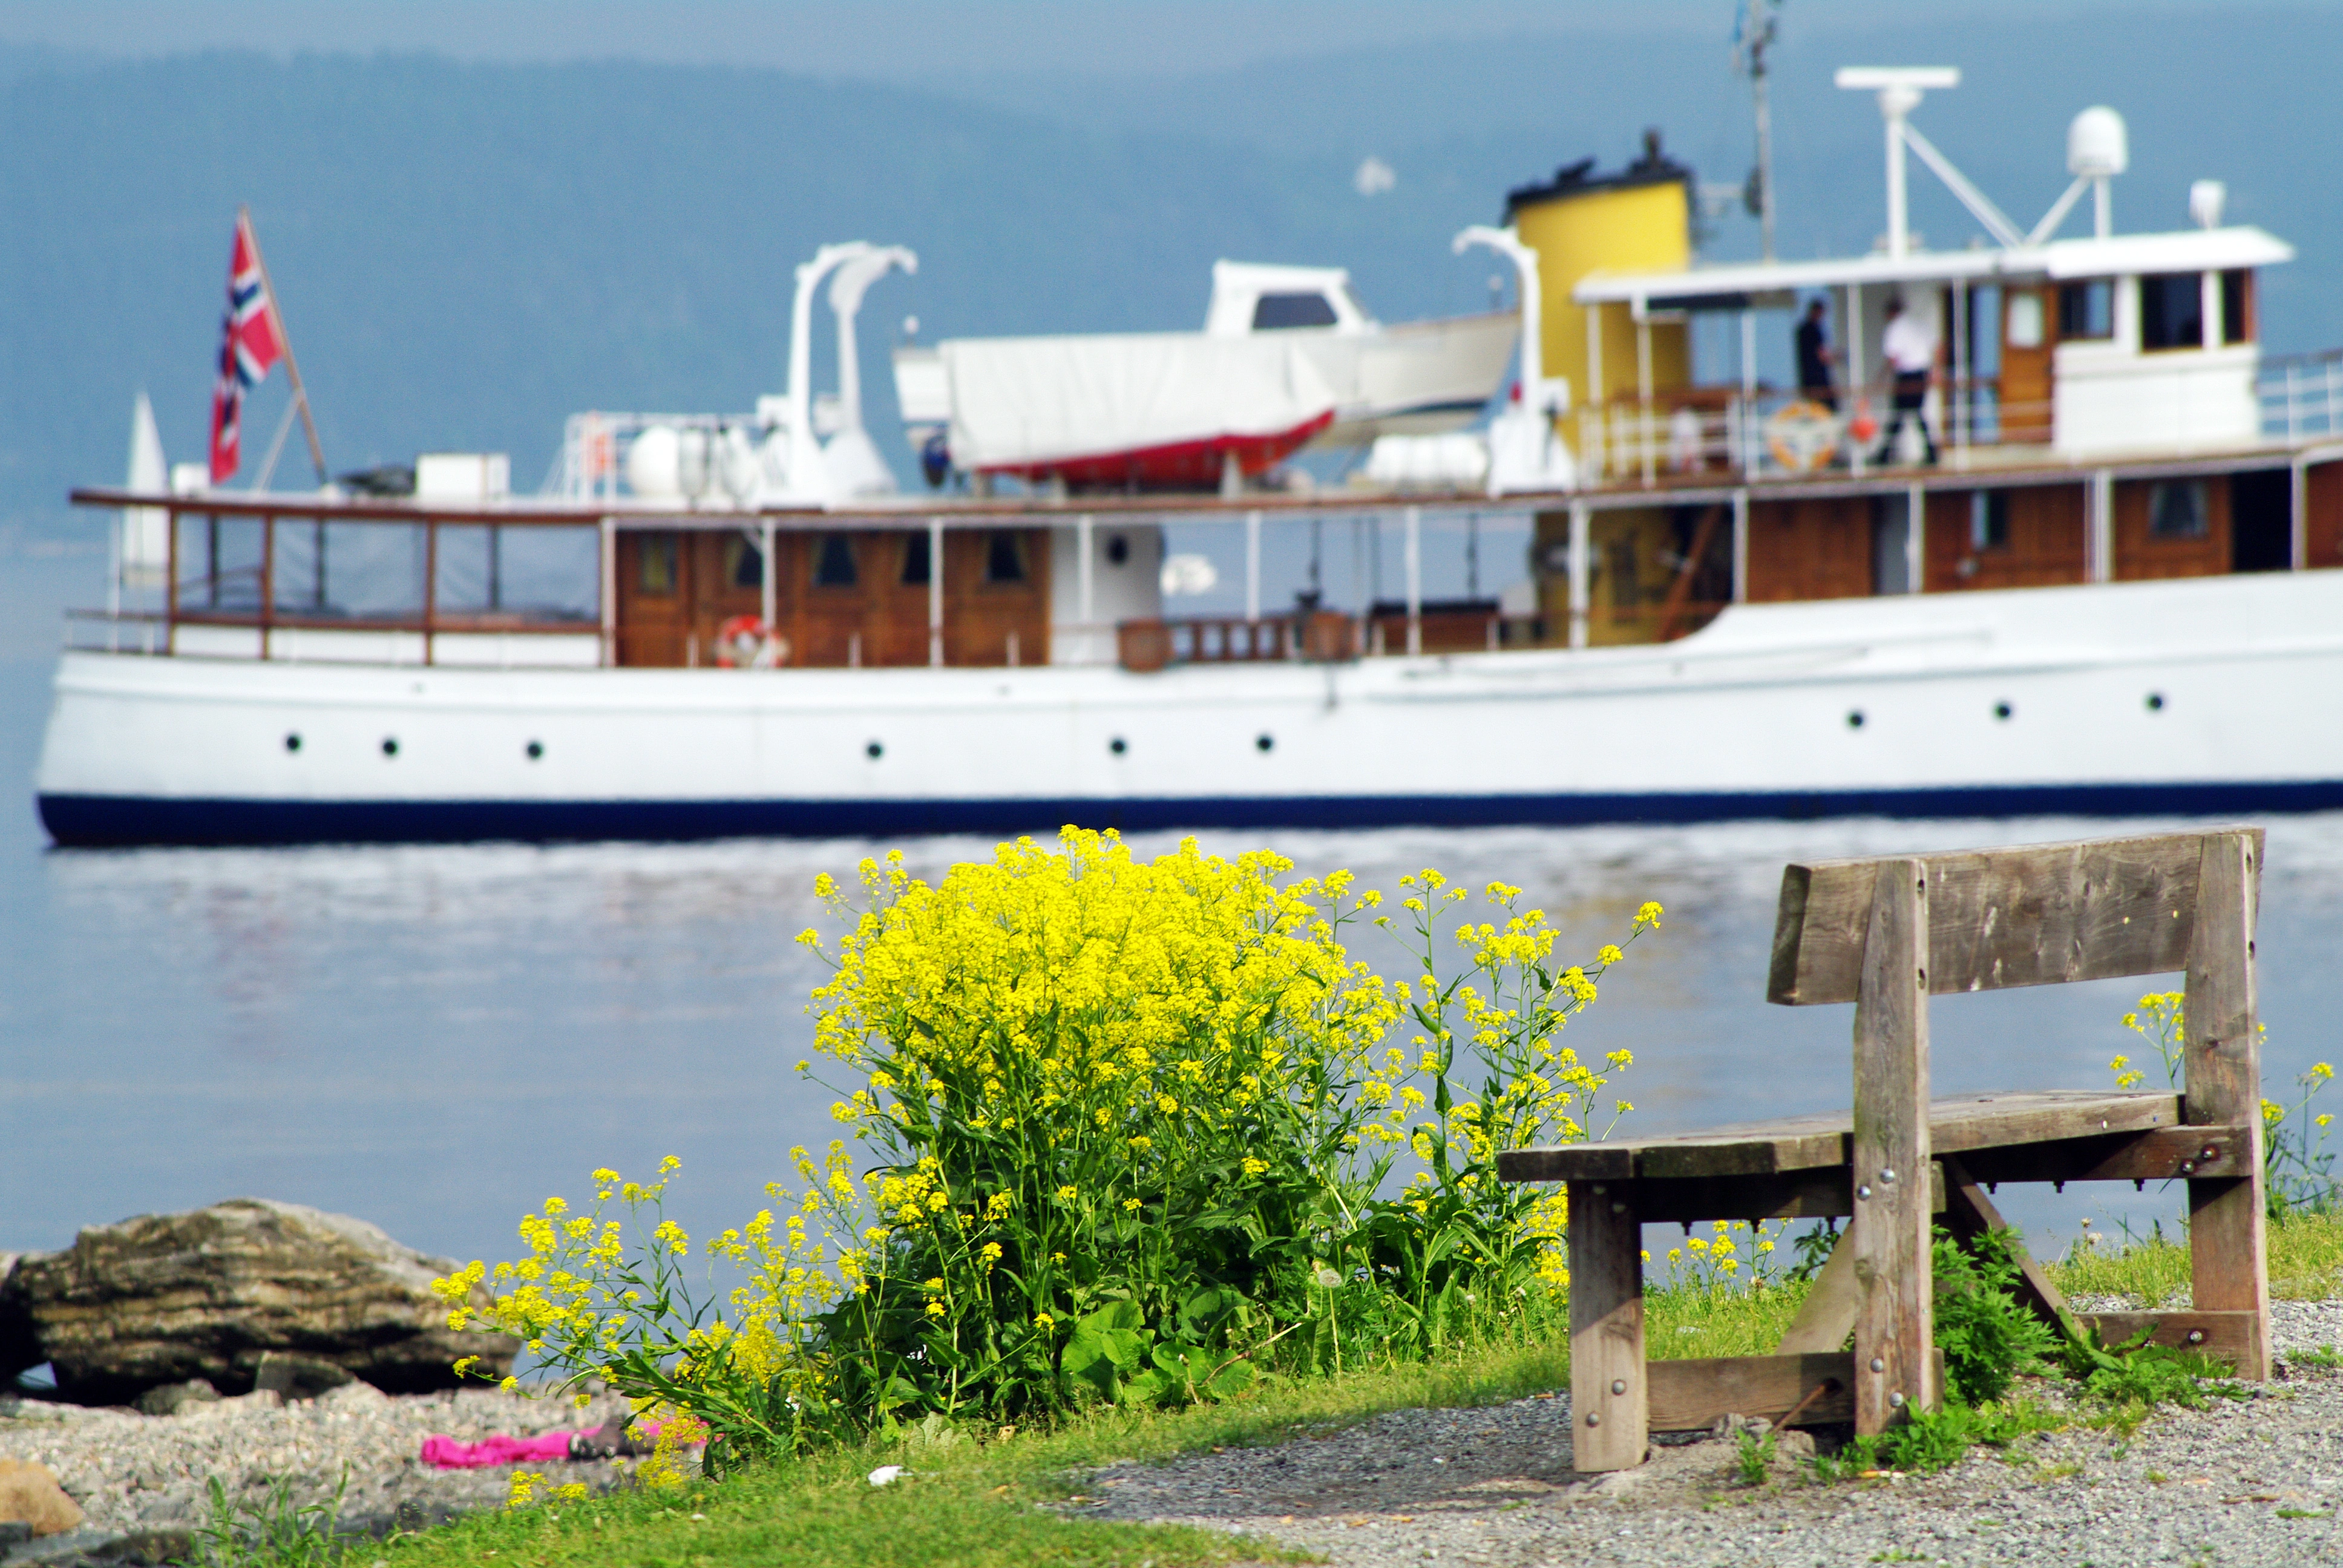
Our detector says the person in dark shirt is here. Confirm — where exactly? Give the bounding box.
[1795,298,1838,411]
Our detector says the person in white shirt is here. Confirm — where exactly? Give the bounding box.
[1875,295,1939,465]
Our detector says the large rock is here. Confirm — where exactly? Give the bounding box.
[0,1253,39,1383]
[8,1200,510,1404]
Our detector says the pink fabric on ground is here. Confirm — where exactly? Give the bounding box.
[419,1431,580,1469]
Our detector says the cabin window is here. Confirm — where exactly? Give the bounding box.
[900,531,931,585]
[2140,273,2204,350]
[1105,533,1130,566]
[985,531,1027,583]
[813,533,858,587]
[724,534,763,589]
[1970,490,2011,552]
[1251,292,1340,330]
[2221,269,2253,344]
[2005,291,2045,350]
[2149,480,2209,540]
[2056,279,2112,341]
[638,534,678,595]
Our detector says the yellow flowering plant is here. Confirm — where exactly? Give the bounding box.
[430,1155,846,1475]
[794,831,1410,1417]
[2112,993,2336,1217]
[439,829,1663,1452]
[1347,878,1662,1356]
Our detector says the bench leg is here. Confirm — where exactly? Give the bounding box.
[1567,1179,1647,1470]
[2183,831,2272,1380]
[1852,858,1936,1433]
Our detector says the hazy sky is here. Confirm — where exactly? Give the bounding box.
[0,0,2269,78]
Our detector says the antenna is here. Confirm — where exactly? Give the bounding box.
[1835,67,1959,260]
[1734,0,1784,261]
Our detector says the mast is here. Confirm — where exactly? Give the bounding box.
[239,206,328,486]
[1736,0,1781,261]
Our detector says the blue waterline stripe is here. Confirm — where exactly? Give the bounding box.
[35,782,2343,848]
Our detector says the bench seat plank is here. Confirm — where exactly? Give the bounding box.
[1498,1090,2181,1183]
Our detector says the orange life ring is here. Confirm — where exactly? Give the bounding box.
[715,615,773,668]
[1765,400,1842,473]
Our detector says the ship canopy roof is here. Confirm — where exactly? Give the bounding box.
[1572,225,2295,313]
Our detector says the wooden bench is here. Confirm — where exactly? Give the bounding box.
[1495,828,2271,1471]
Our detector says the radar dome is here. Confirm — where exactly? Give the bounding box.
[624,423,683,501]
[2068,106,2128,179]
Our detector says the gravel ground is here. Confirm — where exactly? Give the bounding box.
[0,1382,637,1564]
[1081,1300,2343,1568]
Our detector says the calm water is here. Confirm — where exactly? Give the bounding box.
[5,552,2341,1271]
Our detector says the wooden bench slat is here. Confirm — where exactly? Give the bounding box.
[1955,1123,2253,1184]
[1768,829,2264,1006]
[1497,1091,2181,1183]
[2079,1310,2262,1364]
[1643,1348,1947,1433]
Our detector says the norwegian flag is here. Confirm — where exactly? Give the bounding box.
[208,213,284,483]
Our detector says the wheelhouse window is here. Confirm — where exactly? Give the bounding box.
[2149,480,2209,540]
[985,531,1027,583]
[2057,279,2112,341]
[638,534,677,595]
[900,531,931,585]
[813,533,858,587]
[1970,490,2011,552]
[2221,269,2254,344]
[2140,273,2204,351]
[724,534,763,589]
[1251,292,1340,330]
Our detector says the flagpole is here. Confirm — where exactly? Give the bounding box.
[238,206,328,486]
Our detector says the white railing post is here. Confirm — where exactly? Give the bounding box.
[1732,489,1750,603]
[928,517,945,668]
[1567,499,1591,650]
[1404,505,1422,656]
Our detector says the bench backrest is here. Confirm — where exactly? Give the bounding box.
[1767,827,2264,1006]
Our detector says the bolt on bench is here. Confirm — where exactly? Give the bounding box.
[1496,828,2270,1471]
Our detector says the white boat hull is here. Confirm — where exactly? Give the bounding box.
[34,572,2343,845]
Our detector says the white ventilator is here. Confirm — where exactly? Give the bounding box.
[1453,225,1574,496]
[822,245,917,498]
[119,393,169,592]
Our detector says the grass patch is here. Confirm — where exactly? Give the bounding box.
[2048,1210,2343,1304]
[1645,1279,1809,1358]
[381,1334,1581,1568]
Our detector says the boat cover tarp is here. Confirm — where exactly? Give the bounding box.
[942,333,1337,471]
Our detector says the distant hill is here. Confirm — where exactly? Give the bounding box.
[1,7,2336,541]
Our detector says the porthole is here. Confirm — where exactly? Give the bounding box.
[866,740,884,760]
[2146,692,2166,712]
[381,737,400,758]
[1109,736,1129,756]
[1256,733,1274,753]
[1106,534,1130,566]
[1993,702,2013,721]
[284,733,302,754]
[1846,710,1866,730]
[525,740,545,760]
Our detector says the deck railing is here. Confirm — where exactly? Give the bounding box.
[2259,350,2343,445]
[1575,379,2044,486]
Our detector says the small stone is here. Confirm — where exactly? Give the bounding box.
[248,1352,353,1402]
[134,1379,220,1418]
[317,1380,391,1410]
[0,1458,85,1537]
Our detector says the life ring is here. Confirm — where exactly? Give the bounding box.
[715,615,780,669]
[1765,400,1842,473]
